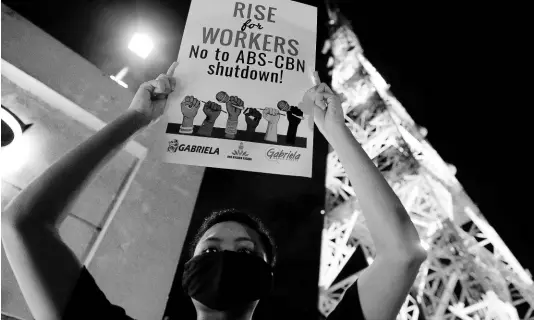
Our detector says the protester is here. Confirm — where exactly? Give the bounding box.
[2,62,427,320]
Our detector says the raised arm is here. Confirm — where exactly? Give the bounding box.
[1,63,177,320]
[309,77,427,320]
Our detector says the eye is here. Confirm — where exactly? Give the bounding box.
[238,248,253,254]
[202,247,219,254]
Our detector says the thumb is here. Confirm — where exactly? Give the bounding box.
[141,80,158,94]
[313,102,326,120]
[314,92,333,110]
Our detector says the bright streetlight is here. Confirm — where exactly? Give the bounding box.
[110,33,154,88]
[128,33,154,59]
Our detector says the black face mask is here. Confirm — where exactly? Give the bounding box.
[182,251,273,311]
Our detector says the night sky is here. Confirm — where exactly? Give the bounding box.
[4,0,529,275]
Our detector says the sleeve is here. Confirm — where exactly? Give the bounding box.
[62,266,135,320]
[326,280,366,320]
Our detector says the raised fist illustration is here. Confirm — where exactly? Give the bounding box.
[262,107,280,124]
[181,96,200,118]
[203,101,222,122]
[244,108,262,131]
[179,95,201,134]
[286,106,303,145]
[197,101,222,137]
[263,107,280,143]
[226,96,244,121]
[277,100,291,112]
[287,106,303,124]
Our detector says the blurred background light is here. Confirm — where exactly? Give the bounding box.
[128,33,153,59]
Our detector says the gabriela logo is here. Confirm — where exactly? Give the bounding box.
[227,142,252,161]
[265,147,301,162]
[167,139,219,155]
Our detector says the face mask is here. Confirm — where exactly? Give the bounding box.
[182,250,273,311]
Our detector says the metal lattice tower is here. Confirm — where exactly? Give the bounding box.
[318,8,534,320]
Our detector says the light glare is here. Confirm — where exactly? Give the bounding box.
[110,75,128,88]
[128,33,154,59]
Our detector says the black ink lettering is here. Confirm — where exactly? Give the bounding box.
[254,5,266,20]
[202,27,220,44]
[288,39,299,56]
[248,32,261,50]
[262,34,273,52]
[267,7,276,22]
[274,36,285,54]
[234,2,245,18]
[207,65,215,75]
[235,31,247,47]
[220,29,233,46]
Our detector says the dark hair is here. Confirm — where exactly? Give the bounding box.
[189,209,277,268]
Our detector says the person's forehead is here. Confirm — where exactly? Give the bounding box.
[200,221,262,243]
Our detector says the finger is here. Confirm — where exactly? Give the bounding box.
[314,94,328,110]
[321,83,334,94]
[166,61,178,76]
[314,102,326,120]
[152,77,165,94]
[315,83,329,94]
[169,77,177,91]
[316,92,336,109]
[157,76,171,94]
[311,70,321,86]
[141,80,157,94]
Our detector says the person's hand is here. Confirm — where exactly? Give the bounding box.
[287,106,303,125]
[262,107,280,124]
[181,96,201,119]
[128,62,178,124]
[244,108,262,130]
[203,101,222,123]
[226,96,244,121]
[304,72,345,141]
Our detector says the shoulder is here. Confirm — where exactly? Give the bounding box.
[62,266,135,320]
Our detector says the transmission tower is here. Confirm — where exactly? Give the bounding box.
[318,7,534,320]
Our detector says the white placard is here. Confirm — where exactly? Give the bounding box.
[158,0,317,177]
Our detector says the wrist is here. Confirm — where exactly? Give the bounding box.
[128,109,152,129]
[265,122,278,142]
[286,122,298,142]
[198,120,215,136]
[180,117,194,134]
[225,119,239,139]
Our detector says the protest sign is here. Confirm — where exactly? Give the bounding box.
[158,0,317,177]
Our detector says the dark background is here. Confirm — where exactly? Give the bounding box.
[3,0,528,318]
